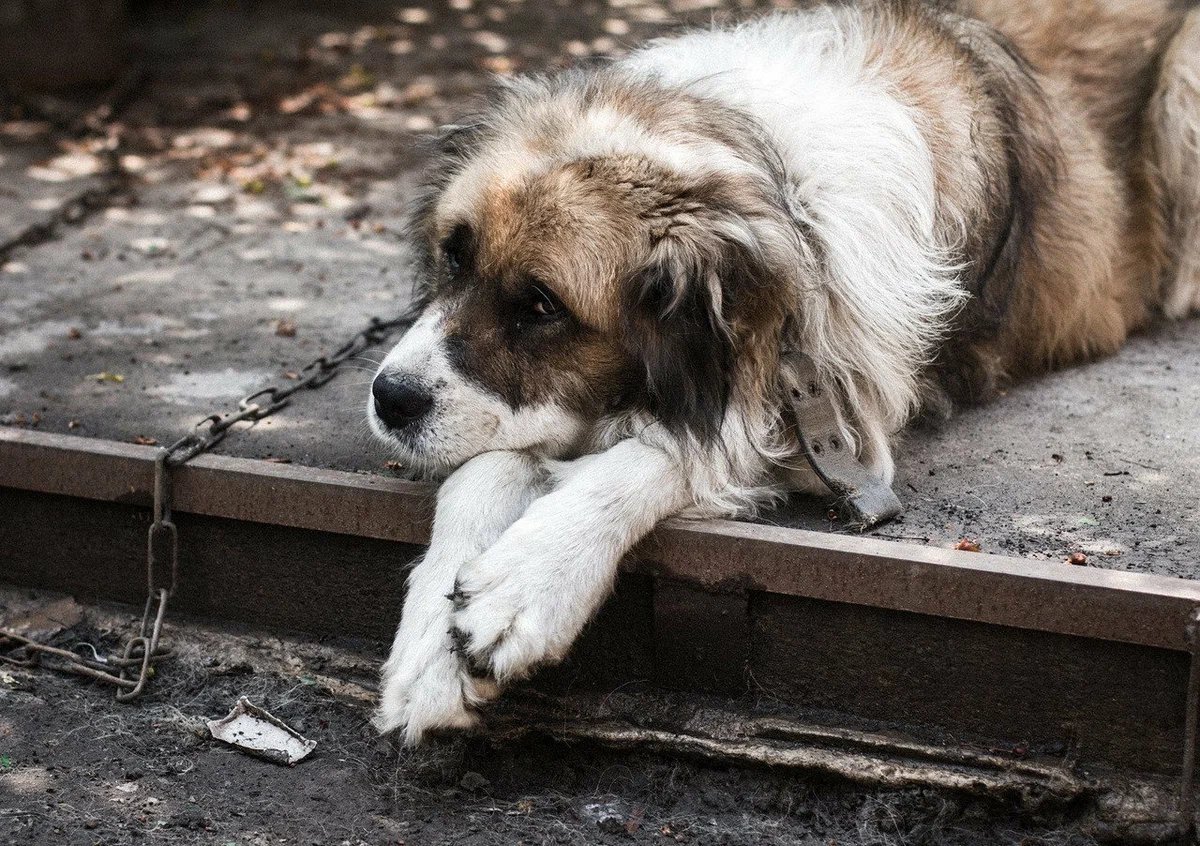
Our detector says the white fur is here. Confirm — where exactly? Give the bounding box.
[624,8,965,475]
[1152,9,1200,319]
[377,435,692,742]
[375,451,545,744]
[368,303,589,475]
[451,435,691,678]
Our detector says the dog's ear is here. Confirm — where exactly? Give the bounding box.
[408,122,488,301]
[432,123,483,160]
[623,243,736,443]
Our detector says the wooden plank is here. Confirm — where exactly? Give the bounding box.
[3,427,1200,650]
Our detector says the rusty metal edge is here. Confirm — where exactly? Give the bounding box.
[3,426,1200,651]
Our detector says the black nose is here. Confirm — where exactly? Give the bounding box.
[372,372,433,431]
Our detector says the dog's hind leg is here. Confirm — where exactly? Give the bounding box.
[1150,9,1200,319]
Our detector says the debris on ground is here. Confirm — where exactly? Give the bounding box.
[206,697,317,765]
[0,596,84,641]
[0,587,1107,845]
[954,538,982,553]
[129,237,171,257]
[87,372,124,383]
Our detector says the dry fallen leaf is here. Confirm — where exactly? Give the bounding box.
[1067,551,1088,566]
[67,327,82,340]
[339,64,376,91]
[954,538,981,553]
[275,319,297,338]
[479,55,516,74]
[89,372,125,383]
[624,807,645,835]
[131,435,158,446]
[400,80,437,105]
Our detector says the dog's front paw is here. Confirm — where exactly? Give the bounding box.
[374,627,499,745]
[450,529,608,681]
[374,638,474,745]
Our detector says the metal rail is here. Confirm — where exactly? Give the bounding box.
[3,426,1200,652]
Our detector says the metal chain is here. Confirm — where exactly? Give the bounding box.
[0,314,413,699]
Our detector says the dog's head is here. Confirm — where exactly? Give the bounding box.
[368,76,794,475]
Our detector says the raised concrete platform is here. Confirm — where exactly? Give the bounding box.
[3,8,1197,576]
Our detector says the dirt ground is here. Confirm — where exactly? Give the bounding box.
[1,588,1104,846]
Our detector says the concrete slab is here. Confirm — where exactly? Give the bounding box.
[1,0,1197,578]
[890,320,1200,578]
[0,125,113,251]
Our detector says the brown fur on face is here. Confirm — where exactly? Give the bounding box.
[430,172,640,418]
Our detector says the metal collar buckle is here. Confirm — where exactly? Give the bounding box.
[779,350,903,531]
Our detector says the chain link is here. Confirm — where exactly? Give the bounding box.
[0,313,414,699]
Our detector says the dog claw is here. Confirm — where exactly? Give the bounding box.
[445,582,468,610]
[448,625,470,656]
[448,625,494,678]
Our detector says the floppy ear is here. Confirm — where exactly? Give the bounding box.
[623,244,734,444]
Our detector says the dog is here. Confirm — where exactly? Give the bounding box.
[367,0,1200,743]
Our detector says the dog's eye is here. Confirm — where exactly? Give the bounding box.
[441,224,472,276]
[529,283,565,321]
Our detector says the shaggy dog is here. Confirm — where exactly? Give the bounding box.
[368,0,1200,743]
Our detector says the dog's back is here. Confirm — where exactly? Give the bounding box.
[621,1,1200,409]
[965,0,1200,323]
[964,0,1186,153]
